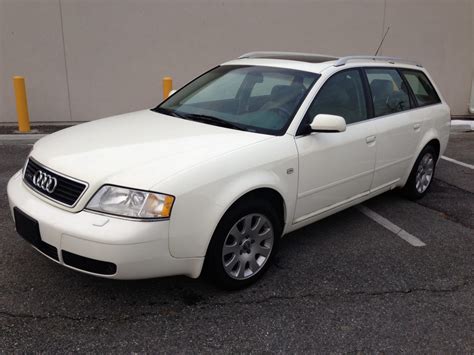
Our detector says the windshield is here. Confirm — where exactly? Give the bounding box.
[154,65,319,135]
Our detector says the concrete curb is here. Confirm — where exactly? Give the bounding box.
[0,134,46,145]
[451,120,474,132]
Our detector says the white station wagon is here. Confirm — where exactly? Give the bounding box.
[8,52,450,289]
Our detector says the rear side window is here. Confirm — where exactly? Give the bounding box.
[305,69,367,124]
[400,70,441,107]
[365,68,412,117]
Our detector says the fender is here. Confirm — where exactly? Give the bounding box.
[167,169,296,259]
[399,102,450,186]
[400,128,441,187]
[161,135,299,259]
[212,170,292,232]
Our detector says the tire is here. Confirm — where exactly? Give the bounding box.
[402,144,438,200]
[203,198,282,290]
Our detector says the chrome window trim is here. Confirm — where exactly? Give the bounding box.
[345,102,444,127]
[295,102,444,138]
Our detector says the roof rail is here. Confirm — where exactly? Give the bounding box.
[334,56,422,67]
[238,51,338,63]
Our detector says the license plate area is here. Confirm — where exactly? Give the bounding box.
[13,207,59,261]
[14,207,41,244]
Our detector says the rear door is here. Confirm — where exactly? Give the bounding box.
[364,67,423,189]
[294,68,377,223]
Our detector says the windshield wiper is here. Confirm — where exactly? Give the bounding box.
[178,113,248,131]
[153,108,248,132]
[153,107,187,119]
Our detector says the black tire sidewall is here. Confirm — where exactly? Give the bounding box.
[204,198,282,290]
[403,145,438,200]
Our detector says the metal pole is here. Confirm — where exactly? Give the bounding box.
[163,76,173,100]
[13,76,31,133]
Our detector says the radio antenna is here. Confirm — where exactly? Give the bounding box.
[374,26,390,56]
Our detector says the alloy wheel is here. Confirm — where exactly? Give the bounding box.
[415,152,435,193]
[221,213,274,280]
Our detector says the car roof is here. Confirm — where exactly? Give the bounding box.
[221,52,423,74]
[239,51,339,63]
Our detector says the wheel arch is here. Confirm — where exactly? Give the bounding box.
[167,169,294,261]
[202,186,286,288]
[425,138,441,159]
[220,187,287,231]
[401,129,441,186]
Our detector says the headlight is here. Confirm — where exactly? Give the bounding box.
[86,185,175,219]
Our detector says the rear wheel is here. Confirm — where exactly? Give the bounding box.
[402,145,438,200]
[204,198,281,290]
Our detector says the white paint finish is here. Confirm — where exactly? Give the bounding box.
[223,58,332,75]
[441,156,474,170]
[7,173,204,279]
[294,120,377,221]
[163,134,299,257]
[356,205,426,247]
[6,56,448,279]
[371,109,424,189]
[310,114,346,133]
[30,109,272,212]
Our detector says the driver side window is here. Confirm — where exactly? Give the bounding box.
[304,69,368,125]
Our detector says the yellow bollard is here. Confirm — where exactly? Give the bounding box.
[163,76,173,100]
[13,76,31,133]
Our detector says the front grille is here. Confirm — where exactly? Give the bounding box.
[23,158,87,207]
[62,250,117,275]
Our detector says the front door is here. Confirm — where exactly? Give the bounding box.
[294,68,376,223]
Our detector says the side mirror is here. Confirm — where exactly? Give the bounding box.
[168,89,177,97]
[310,114,346,133]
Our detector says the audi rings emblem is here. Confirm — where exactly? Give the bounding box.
[32,170,58,193]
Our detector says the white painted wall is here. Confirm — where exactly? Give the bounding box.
[0,0,472,123]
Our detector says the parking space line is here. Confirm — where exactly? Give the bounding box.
[441,156,474,170]
[356,205,426,247]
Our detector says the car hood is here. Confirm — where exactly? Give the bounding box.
[31,110,272,190]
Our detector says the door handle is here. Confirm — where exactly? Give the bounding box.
[413,123,421,131]
[366,135,376,144]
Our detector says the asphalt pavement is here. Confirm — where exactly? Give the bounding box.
[0,132,472,353]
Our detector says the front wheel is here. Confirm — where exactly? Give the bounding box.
[204,199,281,290]
[402,145,438,200]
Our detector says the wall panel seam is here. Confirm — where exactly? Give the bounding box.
[58,0,72,121]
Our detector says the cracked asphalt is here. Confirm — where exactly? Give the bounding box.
[0,132,473,353]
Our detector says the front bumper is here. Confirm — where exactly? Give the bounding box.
[7,171,203,280]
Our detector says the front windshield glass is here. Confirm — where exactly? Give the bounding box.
[154,65,319,135]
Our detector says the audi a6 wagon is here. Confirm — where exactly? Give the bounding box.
[8,52,450,289]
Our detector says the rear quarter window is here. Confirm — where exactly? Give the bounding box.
[400,69,441,107]
[365,68,412,117]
